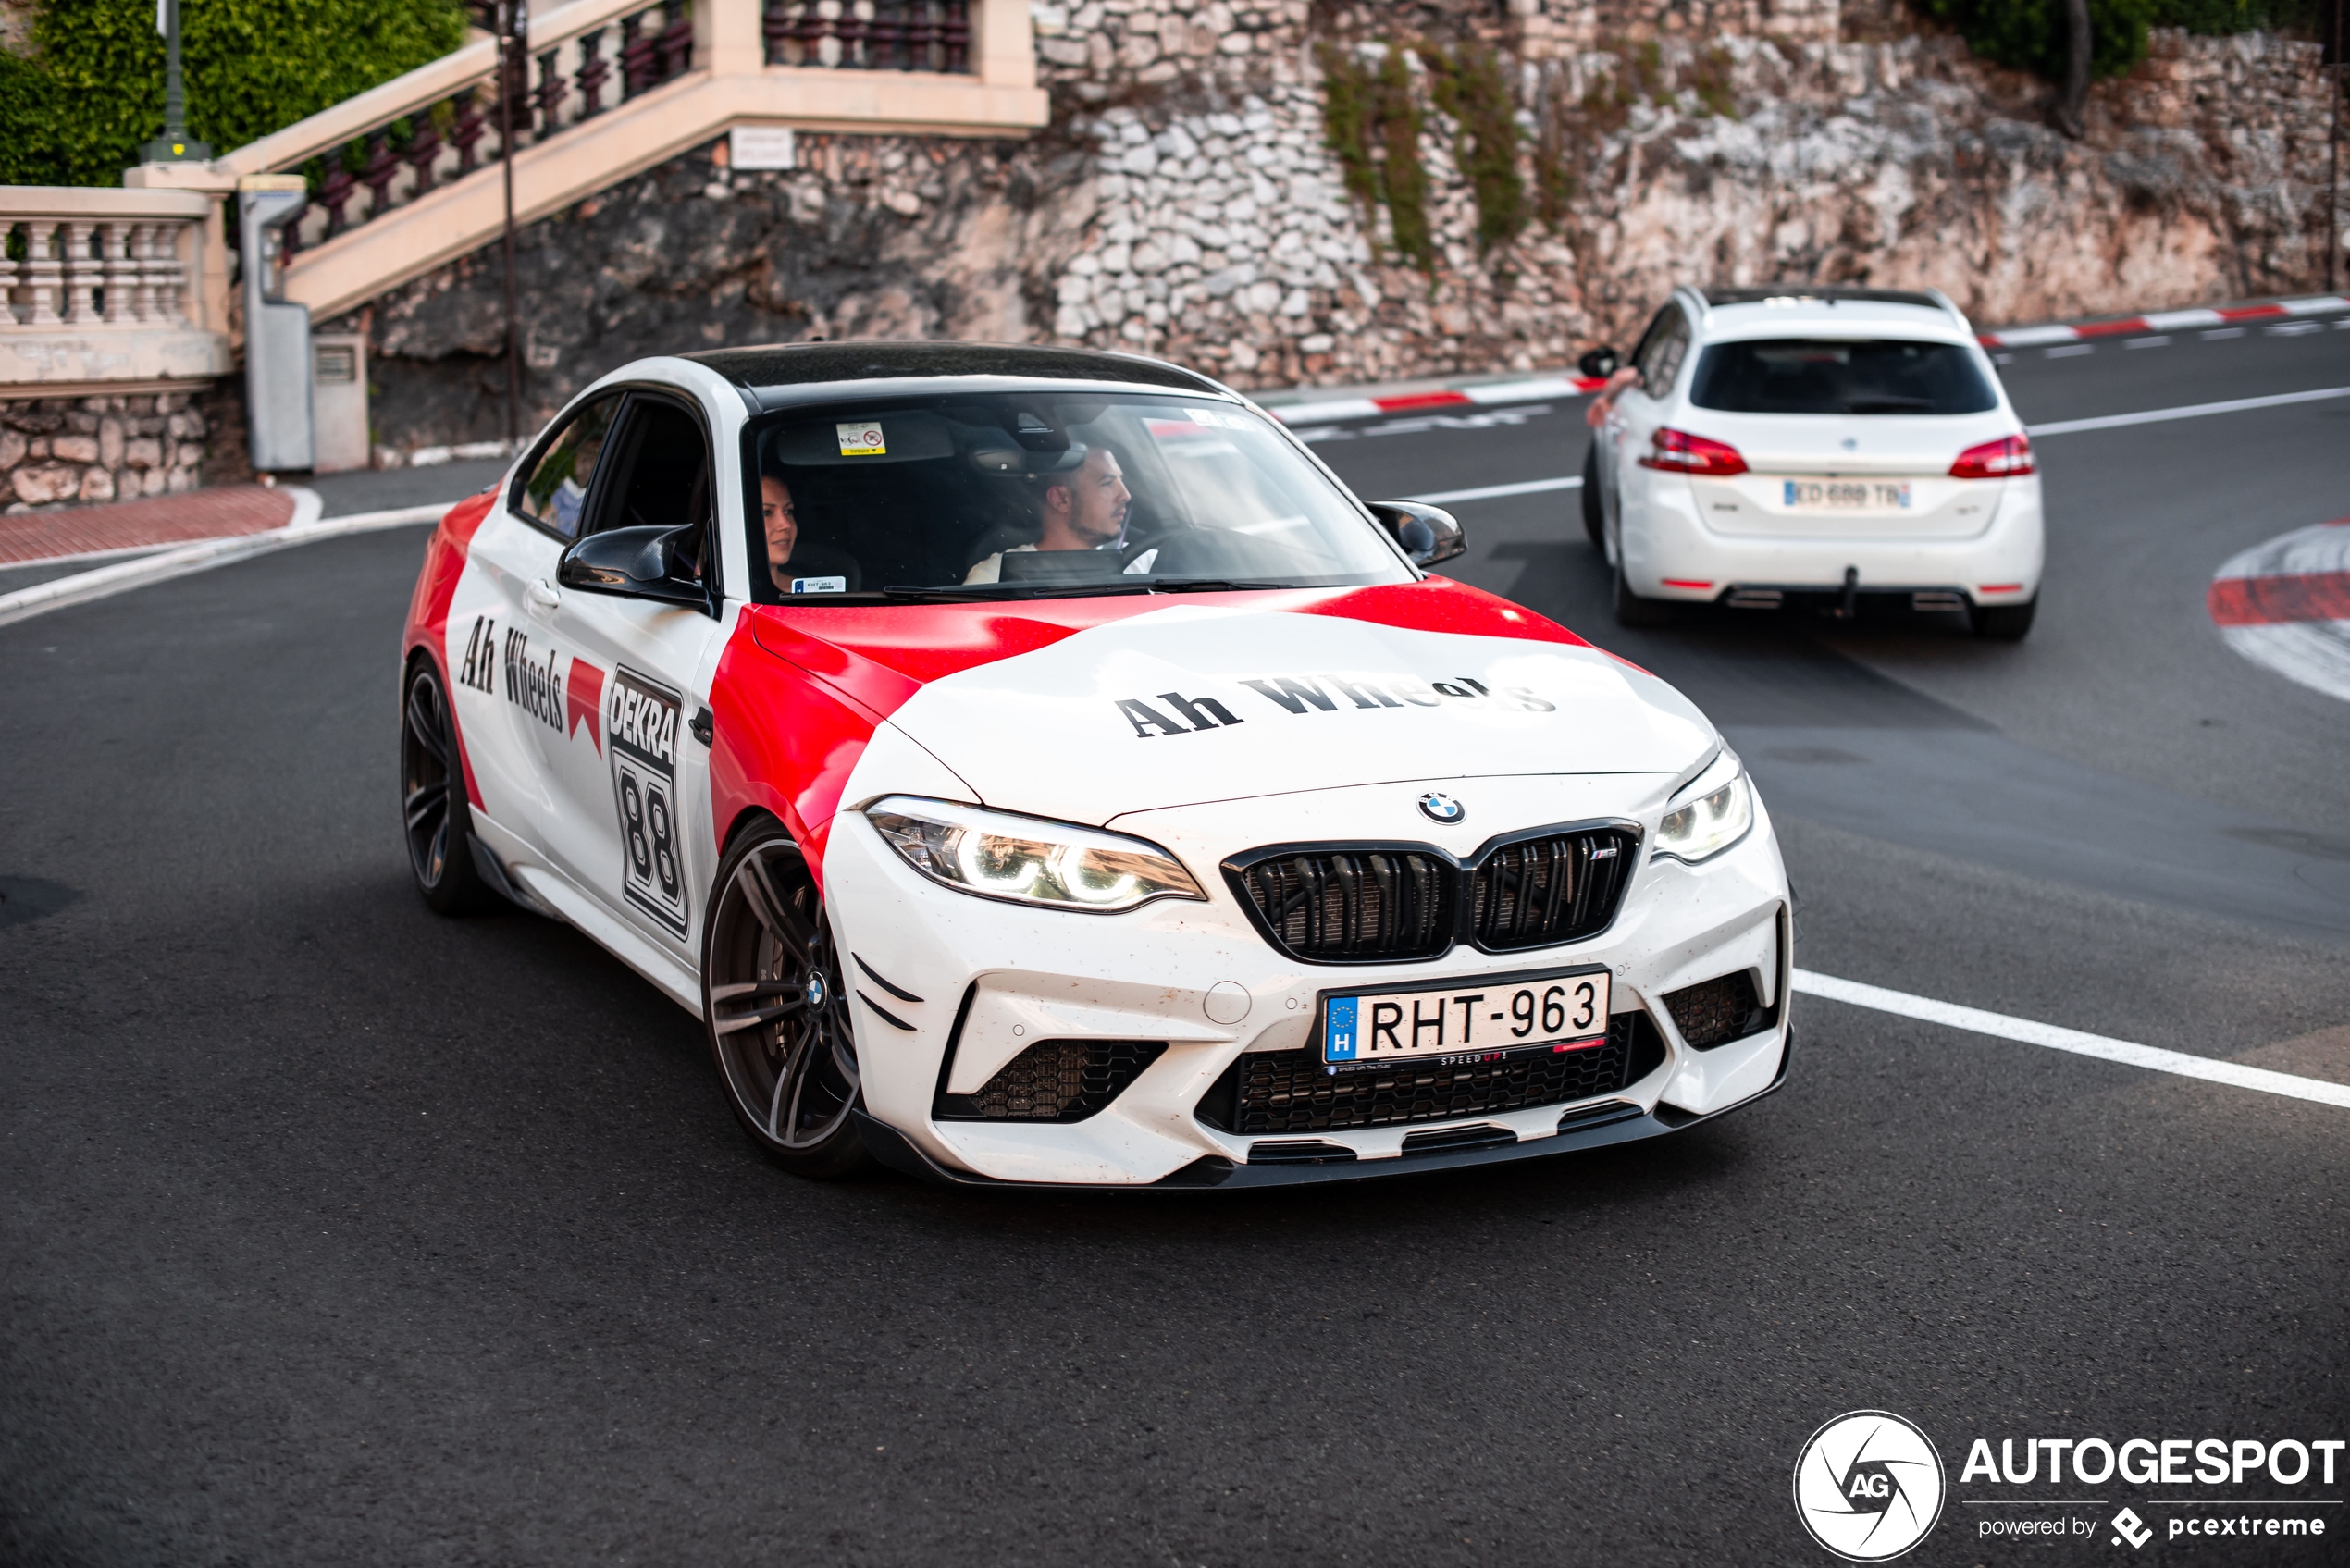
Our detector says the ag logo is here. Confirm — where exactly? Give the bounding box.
[1416,791,1465,824]
[1792,1410,1946,1561]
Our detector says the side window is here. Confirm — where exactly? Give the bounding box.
[594,398,713,539]
[1638,306,1691,394]
[515,393,622,540]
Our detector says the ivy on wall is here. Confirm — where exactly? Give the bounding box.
[1317,43,1437,275]
[1320,40,1541,274]
[1426,44,1526,255]
[0,0,465,188]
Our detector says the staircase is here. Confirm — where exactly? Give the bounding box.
[129,0,1046,326]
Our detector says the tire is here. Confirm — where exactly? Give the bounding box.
[702,819,871,1178]
[401,657,494,915]
[1580,445,1604,550]
[1974,597,2036,640]
[1613,558,1671,628]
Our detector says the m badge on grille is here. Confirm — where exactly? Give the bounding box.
[1416,791,1466,825]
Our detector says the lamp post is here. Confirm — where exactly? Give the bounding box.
[141,0,211,162]
[496,0,525,450]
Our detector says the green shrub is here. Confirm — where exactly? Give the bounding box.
[1919,0,2157,80]
[0,0,466,188]
[1923,0,2321,83]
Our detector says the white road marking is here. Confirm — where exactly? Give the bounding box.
[2043,344,2096,358]
[2025,384,2350,437]
[1793,969,2350,1109]
[1404,475,1583,504]
[0,493,446,627]
[2124,335,2171,348]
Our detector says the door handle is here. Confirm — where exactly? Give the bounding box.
[525,579,561,614]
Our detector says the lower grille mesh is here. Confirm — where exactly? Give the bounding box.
[1201,1012,1664,1136]
[1662,971,1773,1049]
[936,1039,1167,1123]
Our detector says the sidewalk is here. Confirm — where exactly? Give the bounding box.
[0,486,292,568]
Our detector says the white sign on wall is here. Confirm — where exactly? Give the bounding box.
[730,126,798,171]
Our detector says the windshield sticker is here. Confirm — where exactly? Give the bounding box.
[608,666,689,938]
[790,576,847,594]
[836,422,885,456]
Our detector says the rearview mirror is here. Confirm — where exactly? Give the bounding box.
[556,525,709,609]
[1577,346,1620,379]
[1367,500,1466,569]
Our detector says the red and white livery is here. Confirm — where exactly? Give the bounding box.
[399,343,1791,1187]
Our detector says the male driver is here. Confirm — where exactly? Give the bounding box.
[965,444,1130,584]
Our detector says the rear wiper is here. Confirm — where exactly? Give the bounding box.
[1844,397,1936,414]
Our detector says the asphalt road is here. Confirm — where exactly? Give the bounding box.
[5,324,2347,1567]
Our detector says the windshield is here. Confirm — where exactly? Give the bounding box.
[740,392,1411,602]
[1688,339,1998,415]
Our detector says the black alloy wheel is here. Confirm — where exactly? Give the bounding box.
[1581,445,1604,549]
[401,659,492,914]
[703,821,869,1177]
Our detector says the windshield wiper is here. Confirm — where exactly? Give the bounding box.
[1144,579,1299,593]
[877,582,1156,602]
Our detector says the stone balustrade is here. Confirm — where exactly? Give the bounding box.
[1,187,229,395]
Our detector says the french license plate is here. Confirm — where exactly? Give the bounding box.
[1782,478,1911,511]
[1321,969,1611,1065]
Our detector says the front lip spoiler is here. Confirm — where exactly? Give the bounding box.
[854,1029,1791,1191]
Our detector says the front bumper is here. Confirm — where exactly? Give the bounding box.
[822,772,1793,1188]
[854,1029,1793,1190]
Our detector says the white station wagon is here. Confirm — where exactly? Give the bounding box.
[1582,285,2044,638]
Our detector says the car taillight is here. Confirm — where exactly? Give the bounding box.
[1638,427,1749,476]
[1949,433,2034,478]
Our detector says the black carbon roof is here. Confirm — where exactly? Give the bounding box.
[680,340,1227,398]
[1701,285,1948,311]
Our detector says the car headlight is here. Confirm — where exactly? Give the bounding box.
[863,796,1206,913]
[1654,751,1752,863]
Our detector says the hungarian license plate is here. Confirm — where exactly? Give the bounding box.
[1321,968,1611,1065]
[1782,478,1911,511]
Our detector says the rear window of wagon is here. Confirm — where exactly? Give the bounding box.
[1689,339,1998,415]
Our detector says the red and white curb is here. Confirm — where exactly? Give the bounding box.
[1270,376,1606,426]
[0,491,448,628]
[1264,293,2350,424]
[1981,294,2350,348]
[2208,518,2350,705]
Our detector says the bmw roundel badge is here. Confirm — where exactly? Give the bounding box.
[1416,791,1466,825]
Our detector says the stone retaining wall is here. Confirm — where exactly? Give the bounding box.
[2,393,210,511]
[321,3,2343,455]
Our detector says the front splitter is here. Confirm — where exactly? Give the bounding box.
[855,1031,1790,1191]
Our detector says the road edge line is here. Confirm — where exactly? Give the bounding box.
[0,493,448,629]
[1792,968,2350,1109]
[2027,385,2350,438]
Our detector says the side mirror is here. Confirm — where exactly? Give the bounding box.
[1577,346,1620,379]
[1367,500,1466,569]
[557,525,708,609]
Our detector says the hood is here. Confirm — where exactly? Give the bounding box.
[748,581,1715,826]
